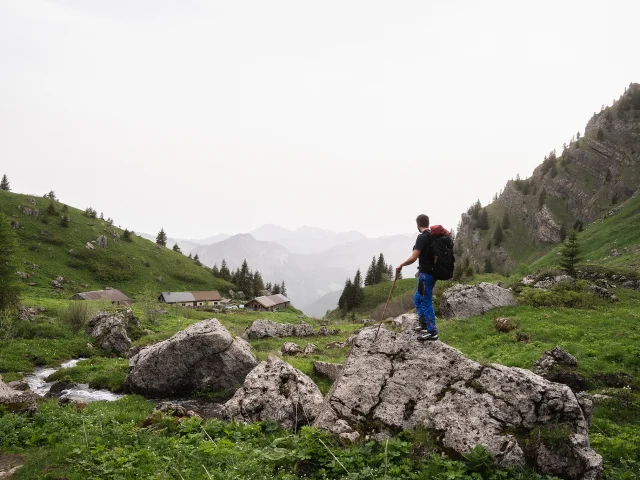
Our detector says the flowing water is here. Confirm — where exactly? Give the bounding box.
[24,359,124,402]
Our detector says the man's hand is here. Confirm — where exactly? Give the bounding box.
[395,265,403,275]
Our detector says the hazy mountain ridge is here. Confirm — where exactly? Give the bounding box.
[456,83,640,273]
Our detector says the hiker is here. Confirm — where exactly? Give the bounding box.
[396,214,454,341]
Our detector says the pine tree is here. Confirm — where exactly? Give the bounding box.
[46,201,57,216]
[188,253,192,259]
[46,191,56,200]
[0,174,10,191]
[483,258,494,273]
[375,253,386,284]
[272,282,281,295]
[60,215,70,228]
[477,208,489,230]
[353,269,364,307]
[220,260,230,281]
[193,253,201,265]
[502,212,510,230]
[265,281,272,293]
[0,213,21,310]
[493,224,504,247]
[253,271,265,296]
[559,224,567,242]
[338,279,353,311]
[156,228,167,247]
[212,264,220,277]
[172,243,181,253]
[559,230,580,276]
[364,257,376,286]
[280,281,287,297]
[123,229,133,241]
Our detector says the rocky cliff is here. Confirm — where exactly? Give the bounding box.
[456,83,640,273]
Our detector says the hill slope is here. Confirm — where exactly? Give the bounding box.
[456,83,640,273]
[0,190,233,298]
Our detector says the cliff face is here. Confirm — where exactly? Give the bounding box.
[456,83,640,273]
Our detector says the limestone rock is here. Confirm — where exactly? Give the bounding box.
[534,275,575,289]
[96,235,107,248]
[493,317,517,333]
[317,325,339,336]
[281,342,303,356]
[391,313,419,330]
[85,242,95,250]
[440,283,516,319]
[244,319,314,339]
[0,376,37,414]
[6,380,30,392]
[224,356,324,430]
[126,319,257,397]
[86,310,136,355]
[303,343,317,354]
[314,327,602,480]
[586,283,618,302]
[521,275,537,286]
[313,361,343,382]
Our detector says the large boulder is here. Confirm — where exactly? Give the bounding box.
[126,319,258,397]
[224,356,324,430]
[86,310,135,355]
[314,327,602,480]
[440,282,516,318]
[244,319,314,339]
[0,376,37,414]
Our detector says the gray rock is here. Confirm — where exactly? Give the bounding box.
[85,242,95,250]
[86,310,134,355]
[314,327,602,480]
[174,400,226,420]
[244,319,314,339]
[533,347,578,376]
[0,376,37,414]
[325,341,348,349]
[126,319,257,397]
[534,275,575,289]
[96,235,107,248]
[303,343,317,355]
[586,283,618,301]
[15,271,29,280]
[281,342,303,356]
[6,380,30,391]
[224,356,324,430]
[391,313,418,330]
[313,361,343,382]
[521,275,537,286]
[45,381,78,398]
[440,283,516,319]
[317,325,339,336]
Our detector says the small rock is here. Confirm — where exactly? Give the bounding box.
[281,342,303,356]
[85,242,95,250]
[96,235,107,248]
[303,343,317,354]
[493,317,517,333]
[317,325,339,336]
[325,341,348,349]
[6,380,30,392]
[46,381,78,398]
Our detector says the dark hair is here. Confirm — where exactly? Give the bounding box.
[416,214,430,228]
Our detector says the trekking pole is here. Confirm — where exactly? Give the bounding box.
[373,276,398,342]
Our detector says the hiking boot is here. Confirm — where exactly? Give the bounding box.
[413,315,427,332]
[417,331,438,342]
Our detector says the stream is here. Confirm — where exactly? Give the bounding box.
[24,359,124,402]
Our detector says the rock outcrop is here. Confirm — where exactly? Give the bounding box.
[281,342,303,356]
[86,310,136,355]
[244,319,314,339]
[440,283,515,319]
[391,313,419,330]
[533,347,588,393]
[534,275,575,289]
[0,376,37,414]
[224,356,324,430]
[126,319,257,397]
[314,327,602,480]
[313,361,343,382]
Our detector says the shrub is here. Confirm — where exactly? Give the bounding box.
[60,301,92,334]
[519,281,600,309]
[0,309,18,340]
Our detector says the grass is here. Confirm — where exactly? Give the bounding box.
[531,192,640,276]
[46,357,129,392]
[0,189,234,301]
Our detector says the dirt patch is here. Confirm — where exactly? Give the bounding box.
[0,454,25,479]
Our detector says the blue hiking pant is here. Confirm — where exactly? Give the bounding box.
[414,273,437,334]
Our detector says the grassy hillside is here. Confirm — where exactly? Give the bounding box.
[531,192,640,275]
[0,190,233,299]
[456,84,640,274]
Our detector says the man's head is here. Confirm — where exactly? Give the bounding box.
[416,214,429,232]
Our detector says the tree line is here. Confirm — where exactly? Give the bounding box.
[339,253,397,312]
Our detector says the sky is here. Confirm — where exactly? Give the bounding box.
[1,0,638,239]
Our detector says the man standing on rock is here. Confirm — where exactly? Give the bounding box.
[396,214,445,341]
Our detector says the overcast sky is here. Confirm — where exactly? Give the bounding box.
[1,0,638,239]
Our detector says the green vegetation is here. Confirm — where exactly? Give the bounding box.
[0,213,21,310]
[0,189,234,299]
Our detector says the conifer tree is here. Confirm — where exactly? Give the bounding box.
[253,272,265,296]
[502,212,510,230]
[477,208,489,230]
[375,253,386,284]
[265,281,272,293]
[338,278,353,311]
[123,229,133,241]
[493,224,504,247]
[483,258,494,273]
[220,259,230,281]
[188,253,192,259]
[193,253,201,265]
[46,201,57,216]
[172,243,181,252]
[60,215,70,228]
[46,191,56,200]
[272,282,281,295]
[156,228,167,246]
[0,174,10,191]
[280,281,287,297]
[364,257,376,286]
[0,213,21,309]
[353,269,364,307]
[559,230,580,276]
